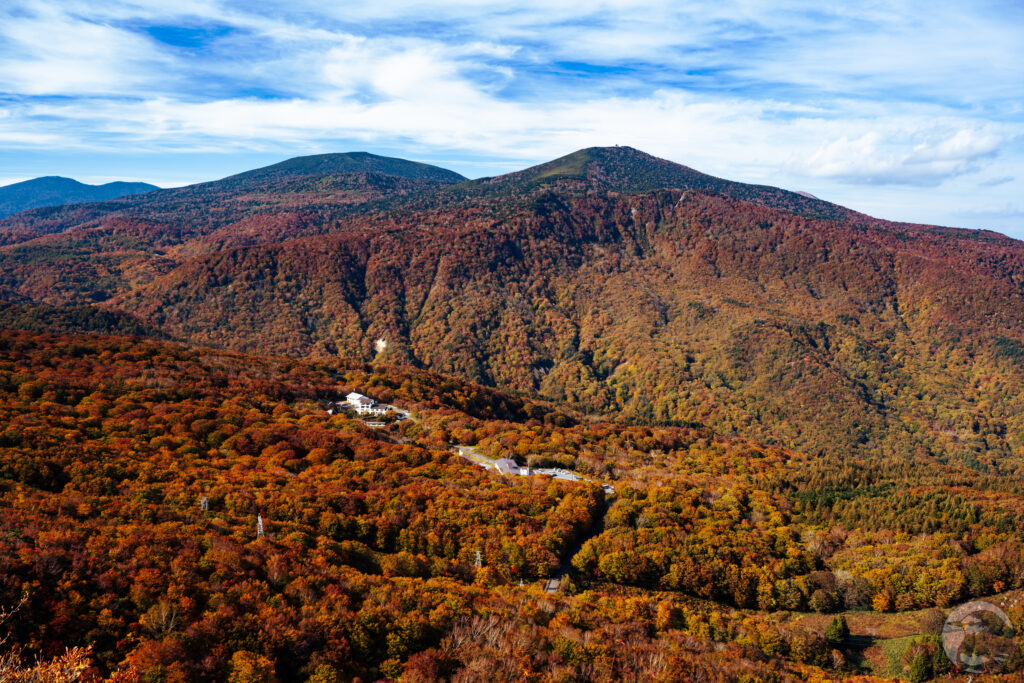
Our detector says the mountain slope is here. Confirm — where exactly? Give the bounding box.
[0,176,158,219]
[2,146,1024,469]
[0,152,465,251]
[113,187,1024,468]
[0,153,468,300]
[9,327,1020,679]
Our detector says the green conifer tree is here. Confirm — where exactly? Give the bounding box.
[825,614,849,645]
[909,650,932,683]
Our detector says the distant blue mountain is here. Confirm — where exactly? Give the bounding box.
[0,176,159,218]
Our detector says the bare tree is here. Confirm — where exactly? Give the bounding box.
[141,600,181,637]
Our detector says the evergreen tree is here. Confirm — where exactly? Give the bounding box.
[909,651,932,683]
[825,615,849,645]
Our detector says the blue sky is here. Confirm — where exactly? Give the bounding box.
[1,1,1022,236]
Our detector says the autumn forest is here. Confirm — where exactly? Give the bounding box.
[1,148,1023,681]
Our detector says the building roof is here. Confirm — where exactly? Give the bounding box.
[494,458,519,475]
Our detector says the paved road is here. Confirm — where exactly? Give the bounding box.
[544,498,611,593]
[452,444,614,495]
[452,444,495,470]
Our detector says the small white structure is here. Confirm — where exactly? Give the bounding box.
[346,392,390,416]
[494,458,520,476]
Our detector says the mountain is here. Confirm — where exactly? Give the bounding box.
[216,150,467,187]
[456,146,862,221]
[1,147,1023,471]
[0,152,466,253]
[0,176,158,219]
[111,185,1024,467]
[4,148,1024,680]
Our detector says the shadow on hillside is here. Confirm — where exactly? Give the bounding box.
[845,634,877,671]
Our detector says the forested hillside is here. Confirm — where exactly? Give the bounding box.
[117,185,1024,469]
[0,151,464,255]
[1,147,1023,471]
[1,329,1022,680]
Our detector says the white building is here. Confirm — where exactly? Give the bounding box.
[345,392,390,416]
[494,458,520,476]
[347,392,373,410]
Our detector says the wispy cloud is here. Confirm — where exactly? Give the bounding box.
[979,176,1014,187]
[953,203,1024,223]
[0,2,173,97]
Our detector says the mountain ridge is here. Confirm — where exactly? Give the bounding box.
[0,175,159,219]
[108,185,1024,469]
[0,151,467,252]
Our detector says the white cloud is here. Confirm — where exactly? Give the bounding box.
[796,128,1005,186]
[0,2,172,96]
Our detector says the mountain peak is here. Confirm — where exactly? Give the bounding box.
[473,146,860,221]
[218,151,467,187]
[530,145,697,183]
[516,146,681,184]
